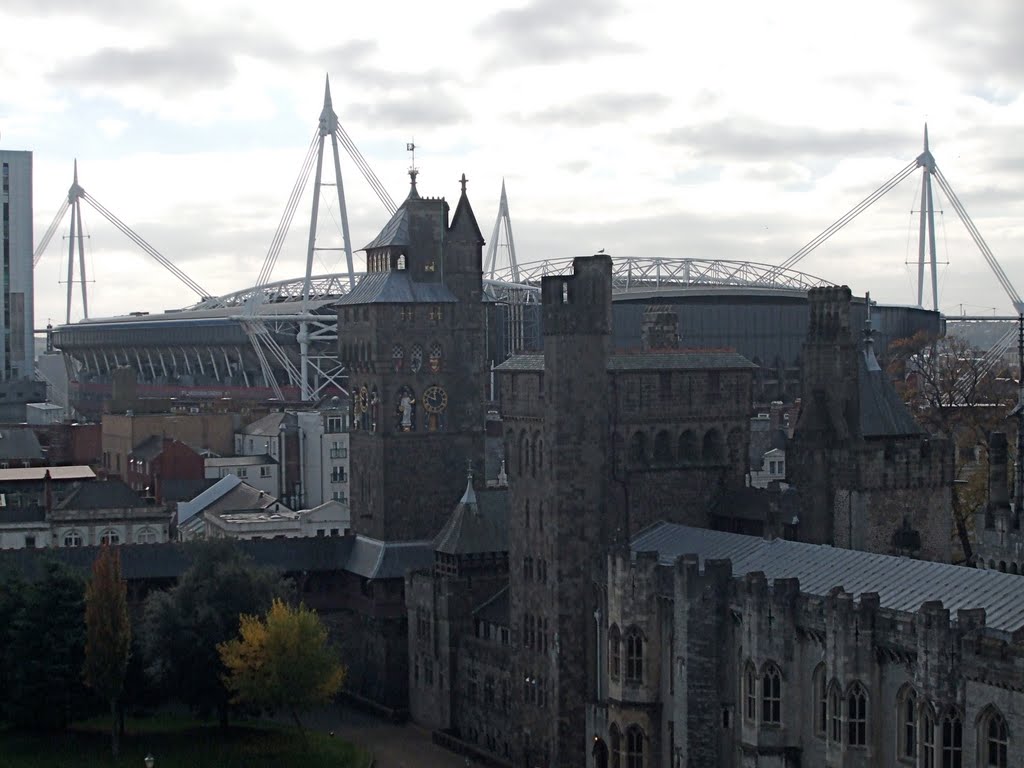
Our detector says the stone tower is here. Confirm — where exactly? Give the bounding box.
[508,255,613,767]
[337,172,487,540]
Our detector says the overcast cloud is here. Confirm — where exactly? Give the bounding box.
[1,0,1022,323]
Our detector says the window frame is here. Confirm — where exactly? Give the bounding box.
[761,663,782,724]
[846,682,868,747]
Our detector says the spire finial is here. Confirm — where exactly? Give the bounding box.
[459,459,477,508]
[459,173,468,193]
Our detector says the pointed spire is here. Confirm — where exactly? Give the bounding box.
[459,173,468,194]
[407,168,420,199]
[323,73,332,108]
[68,159,84,202]
[460,460,477,509]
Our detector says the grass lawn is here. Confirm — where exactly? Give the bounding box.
[0,715,372,768]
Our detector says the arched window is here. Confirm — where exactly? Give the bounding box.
[537,439,544,477]
[625,628,643,683]
[518,431,529,477]
[392,343,404,372]
[100,529,120,545]
[941,711,962,768]
[653,430,672,463]
[980,708,1008,767]
[410,343,423,373]
[625,725,644,768]
[761,663,781,724]
[609,723,622,768]
[678,430,698,462]
[812,664,827,736]
[847,682,867,746]
[828,682,842,742]
[702,428,724,462]
[63,529,83,547]
[531,432,541,477]
[135,527,158,544]
[629,432,648,467]
[743,662,757,722]
[608,625,621,680]
[898,685,917,759]
[922,706,935,768]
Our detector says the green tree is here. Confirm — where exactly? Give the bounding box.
[140,540,284,728]
[0,568,27,707]
[6,561,88,730]
[83,545,131,758]
[219,599,345,742]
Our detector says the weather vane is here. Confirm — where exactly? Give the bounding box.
[406,140,417,170]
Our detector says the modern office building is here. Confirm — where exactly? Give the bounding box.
[0,150,35,382]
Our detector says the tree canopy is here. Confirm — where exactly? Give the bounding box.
[219,598,345,741]
[140,540,286,726]
[83,545,131,758]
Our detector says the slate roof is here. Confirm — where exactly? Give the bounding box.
[362,206,410,251]
[205,455,276,467]
[0,534,435,583]
[56,479,148,510]
[177,474,241,525]
[495,350,756,372]
[858,352,924,437]
[162,478,217,503]
[632,523,1024,635]
[0,428,44,461]
[0,506,47,525]
[240,412,289,437]
[130,435,166,462]
[433,483,508,555]
[204,484,286,517]
[334,271,458,306]
[474,585,510,626]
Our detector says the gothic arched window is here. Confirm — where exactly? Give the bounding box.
[625,726,644,768]
[608,624,621,680]
[429,341,443,373]
[392,343,404,372]
[609,723,622,768]
[812,664,827,736]
[410,343,423,373]
[743,662,757,722]
[897,685,917,759]
[761,663,781,724]
[828,682,842,742]
[625,628,643,683]
[941,710,962,768]
[847,682,868,746]
[980,707,1008,767]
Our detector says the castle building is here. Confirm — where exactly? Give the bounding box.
[589,523,1024,768]
[337,171,487,540]
[787,287,954,561]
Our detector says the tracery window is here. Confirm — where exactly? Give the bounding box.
[812,664,827,736]
[941,712,962,768]
[898,686,917,759]
[392,343,404,372]
[625,725,644,768]
[981,709,1008,767]
[410,343,423,373]
[625,628,643,683]
[761,664,781,724]
[609,625,621,679]
[847,682,867,746]
[922,708,935,768]
[744,662,757,722]
[829,683,842,742]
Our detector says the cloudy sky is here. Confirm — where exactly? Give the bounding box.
[2,0,1023,325]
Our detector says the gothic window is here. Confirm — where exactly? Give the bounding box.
[922,707,935,768]
[609,625,621,679]
[538,439,544,476]
[898,686,917,759]
[980,708,1008,767]
[829,683,842,742]
[100,529,120,545]
[531,432,541,477]
[410,343,423,373]
[812,664,827,736]
[761,663,781,724]
[678,430,699,462]
[702,428,724,462]
[519,430,529,477]
[744,662,757,722]
[629,431,648,467]
[847,682,868,746]
[653,430,673,463]
[392,343,404,372]
[941,711,962,768]
[625,628,643,683]
[429,341,443,373]
[63,529,83,547]
[625,725,644,768]
[609,724,622,768]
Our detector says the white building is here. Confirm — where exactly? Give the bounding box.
[749,447,787,489]
[0,151,34,381]
[204,455,278,495]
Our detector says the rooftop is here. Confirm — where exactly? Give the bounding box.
[335,271,458,306]
[632,523,1024,635]
[0,466,95,482]
[495,350,756,372]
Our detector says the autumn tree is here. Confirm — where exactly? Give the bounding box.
[83,545,131,759]
[886,330,1016,561]
[218,599,345,742]
[140,540,285,728]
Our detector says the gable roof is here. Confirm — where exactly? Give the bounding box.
[449,187,485,245]
[0,428,44,461]
[56,479,148,510]
[632,522,1024,635]
[176,474,241,525]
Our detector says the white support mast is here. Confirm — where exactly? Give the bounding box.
[64,160,89,324]
[485,180,519,283]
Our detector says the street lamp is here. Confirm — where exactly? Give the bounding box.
[144,754,155,768]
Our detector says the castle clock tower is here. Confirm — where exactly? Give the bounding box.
[338,171,487,540]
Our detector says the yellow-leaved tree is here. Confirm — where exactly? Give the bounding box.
[218,599,345,742]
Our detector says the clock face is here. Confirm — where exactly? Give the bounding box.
[422,385,448,414]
